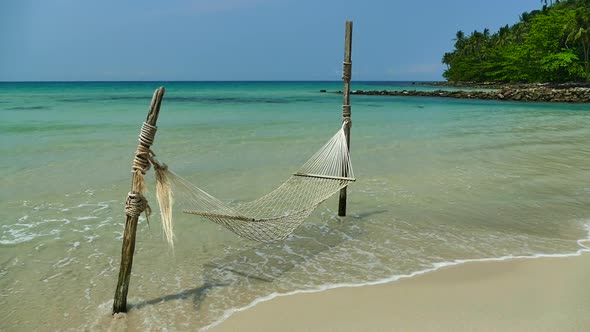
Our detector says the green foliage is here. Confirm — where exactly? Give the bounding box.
[540,50,584,81]
[442,0,590,82]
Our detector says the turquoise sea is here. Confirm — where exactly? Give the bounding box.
[1,81,590,330]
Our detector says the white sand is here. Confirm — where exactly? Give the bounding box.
[212,253,590,331]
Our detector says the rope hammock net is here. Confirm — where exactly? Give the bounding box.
[128,120,354,245]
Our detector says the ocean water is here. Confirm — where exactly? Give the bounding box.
[1,81,590,331]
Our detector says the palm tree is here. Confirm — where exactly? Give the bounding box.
[453,30,466,55]
[540,0,553,7]
[566,7,590,78]
[512,22,528,43]
[442,52,454,69]
[468,30,488,60]
[454,30,464,45]
[494,25,511,47]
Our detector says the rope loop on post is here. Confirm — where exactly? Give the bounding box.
[125,191,151,219]
[132,145,151,175]
[342,105,351,117]
[342,61,352,81]
[139,122,157,146]
[342,105,352,128]
[126,123,162,223]
[131,122,158,176]
[343,117,352,128]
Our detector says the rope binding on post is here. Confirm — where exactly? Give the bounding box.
[342,116,352,128]
[342,105,352,128]
[342,61,352,81]
[132,122,158,176]
[126,122,160,222]
[125,192,151,219]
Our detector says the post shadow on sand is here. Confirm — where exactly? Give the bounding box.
[129,209,387,310]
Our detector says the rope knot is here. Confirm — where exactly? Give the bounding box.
[343,117,352,128]
[125,191,151,219]
[147,152,168,171]
[342,104,352,128]
[132,148,151,175]
[131,122,158,175]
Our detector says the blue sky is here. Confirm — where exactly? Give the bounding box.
[1,0,543,81]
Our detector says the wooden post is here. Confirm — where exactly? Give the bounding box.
[338,21,353,217]
[113,87,165,314]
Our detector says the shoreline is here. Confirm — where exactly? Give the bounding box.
[212,253,590,331]
[210,230,590,331]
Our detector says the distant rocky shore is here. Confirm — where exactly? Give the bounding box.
[324,82,590,103]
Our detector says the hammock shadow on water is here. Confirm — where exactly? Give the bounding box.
[201,209,387,282]
[129,209,386,311]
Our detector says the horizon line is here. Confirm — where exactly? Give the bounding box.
[0,79,444,83]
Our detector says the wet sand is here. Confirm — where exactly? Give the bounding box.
[213,252,590,332]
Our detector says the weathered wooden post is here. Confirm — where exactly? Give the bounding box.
[338,21,353,217]
[113,87,165,313]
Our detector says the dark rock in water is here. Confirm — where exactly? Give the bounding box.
[319,89,327,93]
[339,86,590,103]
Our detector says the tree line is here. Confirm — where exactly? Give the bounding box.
[442,0,590,82]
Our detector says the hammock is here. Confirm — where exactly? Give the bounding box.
[131,121,354,245]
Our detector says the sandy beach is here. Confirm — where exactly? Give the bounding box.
[213,252,590,332]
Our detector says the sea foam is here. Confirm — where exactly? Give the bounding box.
[201,222,590,331]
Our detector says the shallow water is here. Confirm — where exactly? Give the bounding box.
[1,81,590,331]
